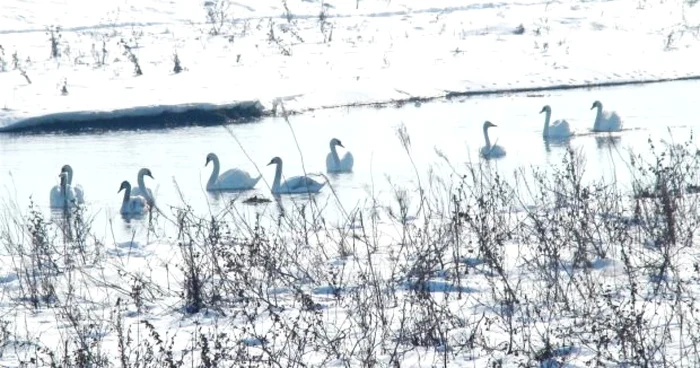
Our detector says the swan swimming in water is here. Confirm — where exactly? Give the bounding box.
[205,152,261,191]
[540,105,573,139]
[118,180,149,216]
[131,168,155,207]
[326,138,354,173]
[49,171,77,209]
[267,156,325,195]
[61,164,85,204]
[480,121,506,159]
[591,100,622,132]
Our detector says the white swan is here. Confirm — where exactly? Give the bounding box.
[267,156,325,195]
[61,164,85,204]
[480,121,506,159]
[591,100,623,132]
[205,152,262,191]
[540,105,573,139]
[49,171,77,209]
[131,168,155,207]
[118,180,149,215]
[326,138,354,173]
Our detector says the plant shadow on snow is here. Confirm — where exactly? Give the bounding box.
[4,122,700,366]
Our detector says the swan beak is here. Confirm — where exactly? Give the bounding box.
[267,160,274,166]
[205,158,211,166]
[539,108,545,114]
[338,142,345,148]
[590,103,596,110]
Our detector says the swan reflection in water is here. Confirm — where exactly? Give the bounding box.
[595,135,622,149]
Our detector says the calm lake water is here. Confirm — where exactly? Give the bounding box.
[0,80,698,240]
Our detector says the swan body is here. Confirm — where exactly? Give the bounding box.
[326,138,354,173]
[118,180,149,215]
[49,171,78,209]
[61,165,85,204]
[205,153,261,191]
[131,168,155,207]
[268,156,325,195]
[591,100,622,132]
[540,105,573,139]
[480,121,506,159]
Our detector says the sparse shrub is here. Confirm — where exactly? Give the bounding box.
[318,2,333,43]
[267,20,292,56]
[60,78,68,95]
[172,51,183,74]
[204,0,232,36]
[91,37,108,66]
[11,51,31,84]
[0,45,6,72]
[46,25,62,59]
[118,38,142,76]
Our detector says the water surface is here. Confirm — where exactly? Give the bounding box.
[1,80,698,240]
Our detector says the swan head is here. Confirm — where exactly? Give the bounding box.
[591,100,602,110]
[330,138,344,148]
[483,121,497,129]
[205,153,217,167]
[58,171,68,186]
[60,164,73,174]
[138,168,154,179]
[540,105,551,114]
[118,180,130,193]
[267,157,282,166]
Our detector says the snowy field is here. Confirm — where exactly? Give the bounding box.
[3,0,700,367]
[1,0,700,131]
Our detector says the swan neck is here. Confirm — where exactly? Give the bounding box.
[208,157,220,187]
[65,167,74,184]
[543,110,551,136]
[330,143,341,165]
[138,172,146,190]
[122,185,131,205]
[273,161,282,190]
[594,105,603,129]
[483,125,491,150]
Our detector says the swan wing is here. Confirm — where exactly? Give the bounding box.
[123,195,148,214]
[326,153,336,171]
[219,168,256,185]
[49,186,61,207]
[282,176,325,193]
[341,152,354,172]
[74,184,85,204]
[548,120,573,137]
[132,186,155,204]
[600,111,623,131]
[481,145,506,158]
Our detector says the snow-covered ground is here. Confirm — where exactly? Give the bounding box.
[1,0,700,131]
[3,0,700,367]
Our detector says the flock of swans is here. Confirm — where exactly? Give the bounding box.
[48,99,621,216]
[49,138,355,216]
[481,99,623,158]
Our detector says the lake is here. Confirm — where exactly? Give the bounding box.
[0,79,698,240]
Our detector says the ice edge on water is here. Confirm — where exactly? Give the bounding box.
[0,100,266,133]
[3,73,700,134]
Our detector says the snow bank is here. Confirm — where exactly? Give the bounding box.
[1,0,699,132]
